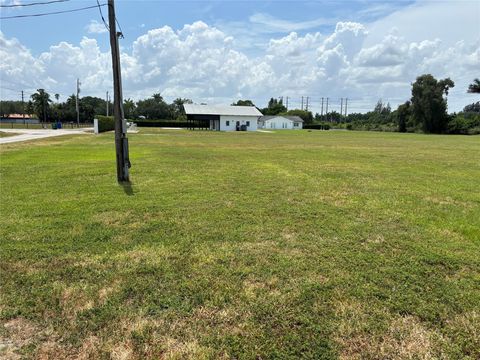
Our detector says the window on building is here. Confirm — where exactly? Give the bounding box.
[294,122,299,127]
[226,121,230,126]
[246,121,250,127]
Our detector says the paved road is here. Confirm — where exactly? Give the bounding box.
[0,128,92,144]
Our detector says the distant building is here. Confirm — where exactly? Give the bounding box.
[258,115,303,130]
[184,104,262,131]
[0,114,39,124]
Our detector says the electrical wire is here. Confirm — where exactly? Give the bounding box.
[95,0,124,38]
[96,0,109,32]
[1,3,106,19]
[115,16,124,38]
[0,0,69,8]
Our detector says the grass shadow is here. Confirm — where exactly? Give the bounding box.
[119,181,134,196]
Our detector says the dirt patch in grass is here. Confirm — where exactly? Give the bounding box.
[243,277,281,299]
[98,281,121,305]
[35,336,99,360]
[1,318,36,358]
[60,286,94,321]
[334,300,448,359]
[110,341,133,360]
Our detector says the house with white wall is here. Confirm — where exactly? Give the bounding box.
[258,115,303,130]
[184,104,263,131]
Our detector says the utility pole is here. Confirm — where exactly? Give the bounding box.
[321,97,324,118]
[106,91,109,116]
[344,98,348,117]
[306,96,309,111]
[340,98,343,118]
[286,96,289,110]
[301,96,304,110]
[76,78,81,126]
[326,97,329,118]
[108,0,130,182]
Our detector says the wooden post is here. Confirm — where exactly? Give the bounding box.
[108,0,130,182]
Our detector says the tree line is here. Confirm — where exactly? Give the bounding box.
[235,75,480,135]
[0,92,193,123]
[1,75,478,134]
[342,76,479,134]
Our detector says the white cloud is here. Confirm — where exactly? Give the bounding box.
[365,0,480,48]
[0,31,47,90]
[322,22,368,60]
[249,13,334,33]
[85,20,108,35]
[1,5,478,114]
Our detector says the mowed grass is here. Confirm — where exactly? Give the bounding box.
[0,129,479,359]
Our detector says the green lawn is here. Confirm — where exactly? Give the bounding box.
[1,129,479,359]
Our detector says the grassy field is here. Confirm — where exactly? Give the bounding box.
[1,129,479,359]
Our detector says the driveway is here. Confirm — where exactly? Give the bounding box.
[0,128,92,144]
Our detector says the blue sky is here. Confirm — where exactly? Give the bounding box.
[1,0,414,54]
[1,0,479,113]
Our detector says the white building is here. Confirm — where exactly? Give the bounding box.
[258,115,304,130]
[184,104,263,131]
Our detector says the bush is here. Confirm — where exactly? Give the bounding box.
[304,123,330,130]
[96,115,115,133]
[346,121,397,132]
[447,113,480,135]
[135,120,190,128]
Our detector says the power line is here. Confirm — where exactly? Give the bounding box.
[0,0,69,8]
[96,0,109,32]
[115,16,124,38]
[0,3,106,19]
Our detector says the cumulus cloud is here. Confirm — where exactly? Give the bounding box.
[85,20,108,35]
[0,31,47,90]
[1,13,478,113]
[322,22,368,60]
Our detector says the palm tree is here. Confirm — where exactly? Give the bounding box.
[31,89,52,122]
[467,78,480,93]
[123,98,136,119]
[55,93,60,102]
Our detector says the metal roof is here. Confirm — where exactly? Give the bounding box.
[259,115,304,122]
[184,104,263,117]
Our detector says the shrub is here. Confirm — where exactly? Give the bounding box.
[96,115,115,133]
[447,113,480,135]
[304,123,330,130]
[135,120,190,128]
